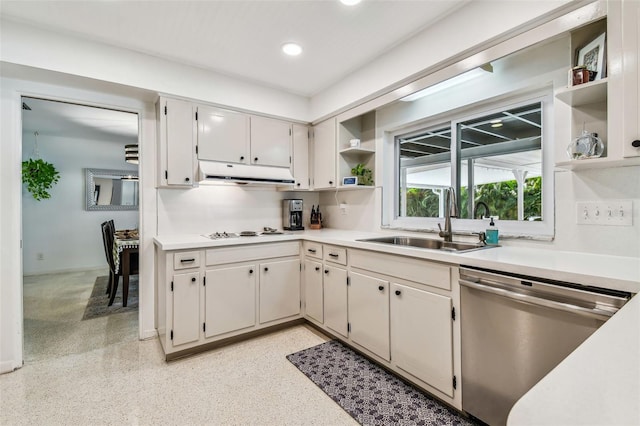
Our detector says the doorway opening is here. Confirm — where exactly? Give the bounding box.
[21,97,140,363]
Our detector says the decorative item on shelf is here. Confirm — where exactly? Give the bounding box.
[125,144,139,164]
[575,32,606,83]
[570,66,592,86]
[310,205,322,229]
[567,128,604,160]
[22,131,61,201]
[350,163,373,186]
[342,176,358,186]
[349,138,361,148]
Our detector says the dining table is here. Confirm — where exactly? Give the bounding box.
[112,229,139,307]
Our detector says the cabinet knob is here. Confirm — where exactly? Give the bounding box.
[632,140,640,148]
[249,269,253,274]
[185,177,190,182]
[395,290,401,296]
[329,180,334,185]
[240,156,245,161]
[254,157,259,162]
[191,277,196,282]
[297,183,301,187]
[324,269,329,274]
[264,267,269,272]
[378,285,384,291]
[315,266,320,271]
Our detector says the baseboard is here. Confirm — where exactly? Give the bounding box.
[23,265,108,277]
[0,360,20,375]
[141,328,157,340]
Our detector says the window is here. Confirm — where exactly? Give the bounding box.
[387,93,554,238]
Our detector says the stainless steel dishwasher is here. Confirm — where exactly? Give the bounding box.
[460,266,631,426]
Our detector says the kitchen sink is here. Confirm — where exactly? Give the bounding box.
[357,236,495,253]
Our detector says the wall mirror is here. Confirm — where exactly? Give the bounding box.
[85,168,139,211]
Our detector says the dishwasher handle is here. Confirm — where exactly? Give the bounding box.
[459,278,615,321]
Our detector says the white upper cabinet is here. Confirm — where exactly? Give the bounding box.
[197,105,250,164]
[291,123,310,189]
[157,97,197,187]
[312,118,337,189]
[250,116,292,168]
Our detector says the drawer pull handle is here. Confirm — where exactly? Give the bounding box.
[395,290,401,296]
[307,249,317,253]
[378,285,384,291]
[329,253,339,258]
[180,258,195,263]
[191,277,196,282]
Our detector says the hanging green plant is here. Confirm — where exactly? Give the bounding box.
[22,158,60,201]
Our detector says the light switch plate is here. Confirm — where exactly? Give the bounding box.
[576,200,633,226]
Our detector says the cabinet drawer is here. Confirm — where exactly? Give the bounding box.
[350,249,451,291]
[206,241,299,266]
[173,251,201,270]
[323,245,347,265]
[303,241,323,259]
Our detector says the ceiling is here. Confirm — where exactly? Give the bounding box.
[22,97,138,142]
[0,0,467,97]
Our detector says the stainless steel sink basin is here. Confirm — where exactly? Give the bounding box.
[357,236,494,253]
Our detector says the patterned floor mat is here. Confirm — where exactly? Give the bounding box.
[287,340,477,426]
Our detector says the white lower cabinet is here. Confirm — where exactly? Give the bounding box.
[348,272,390,360]
[204,264,256,338]
[323,264,348,337]
[259,258,301,323]
[171,270,201,347]
[303,259,324,323]
[391,283,454,397]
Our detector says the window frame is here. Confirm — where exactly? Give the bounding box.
[382,90,555,239]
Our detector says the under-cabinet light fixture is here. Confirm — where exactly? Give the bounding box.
[340,0,362,5]
[400,63,493,102]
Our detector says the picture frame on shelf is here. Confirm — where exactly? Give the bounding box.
[576,32,606,81]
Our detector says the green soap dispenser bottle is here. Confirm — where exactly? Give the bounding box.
[486,217,499,245]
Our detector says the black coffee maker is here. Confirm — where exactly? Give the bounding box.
[282,199,304,230]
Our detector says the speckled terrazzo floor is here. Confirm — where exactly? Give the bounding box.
[3,271,357,425]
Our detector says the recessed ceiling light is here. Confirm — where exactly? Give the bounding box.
[282,42,303,56]
[340,0,362,5]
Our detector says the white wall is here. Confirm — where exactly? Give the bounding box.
[21,132,138,275]
[158,187,319,235]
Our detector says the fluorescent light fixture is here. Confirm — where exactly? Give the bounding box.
[340,0,362,5]
[491,123,503,128]
[282,42,303,56]
[400,63,493,102]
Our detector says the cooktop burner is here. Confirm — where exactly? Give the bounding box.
[205,232,239,240]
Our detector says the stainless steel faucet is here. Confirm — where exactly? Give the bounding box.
[438,187,458,242]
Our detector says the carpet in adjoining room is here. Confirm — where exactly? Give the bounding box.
[82,275,138,320]
[287,340,476,426]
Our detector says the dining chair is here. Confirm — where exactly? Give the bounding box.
[101,221,119,300]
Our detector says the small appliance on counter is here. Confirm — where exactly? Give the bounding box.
[283,199,304,230]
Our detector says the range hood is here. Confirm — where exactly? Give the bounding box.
[199,160,295,185]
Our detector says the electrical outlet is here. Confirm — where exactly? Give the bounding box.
[37,253,44,260]
[340,203,348,215]
[576,200,633,226]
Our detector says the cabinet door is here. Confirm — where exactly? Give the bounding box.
[204,265,256,338]
[250,116,292,168]
[292,124,310,189]
[162,98,196,186]
[197,105,250,164]
[303,259,323,323]
[323,264,348,337]
[172,271,200,347]
[312,118,337,189]
[621,0,640,158]
[259,259,300,323]
[348,272,390,360]
[391,283,454,397]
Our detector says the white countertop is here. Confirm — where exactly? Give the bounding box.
[154,229,640,293]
